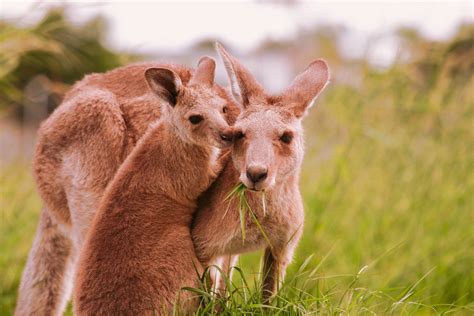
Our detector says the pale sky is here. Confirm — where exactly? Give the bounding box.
[1,0,472,64]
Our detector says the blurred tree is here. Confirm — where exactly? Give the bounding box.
[396,24,474,91]
[0,8,137,120]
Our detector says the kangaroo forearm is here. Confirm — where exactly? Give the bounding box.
[262,248,278,302]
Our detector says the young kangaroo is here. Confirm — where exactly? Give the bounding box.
[192,44,330,301]
[15,58,239,316]
[73,56,235,314]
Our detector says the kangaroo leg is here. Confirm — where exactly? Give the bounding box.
[210,254,239,295]
[261,243,297,304]
[261,218,303,304]
[15,209,76,316]
[261,248,280,303]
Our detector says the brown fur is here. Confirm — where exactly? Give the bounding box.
[191,44,330,301]
[73,56,235,314]
[15,58,239,315]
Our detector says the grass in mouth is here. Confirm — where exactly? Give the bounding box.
[224,183,272,249]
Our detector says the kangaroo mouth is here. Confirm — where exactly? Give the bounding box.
[247,186,264,192]
[241,180,266,192]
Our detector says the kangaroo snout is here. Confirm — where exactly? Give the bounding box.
[215,127,234,148]
[246,165,268,186]
[219,129,234,143]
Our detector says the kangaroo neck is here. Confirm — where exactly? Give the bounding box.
[150,120,214,206]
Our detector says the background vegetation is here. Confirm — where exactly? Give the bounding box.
[0,9,135,119]
[0,7,472,315]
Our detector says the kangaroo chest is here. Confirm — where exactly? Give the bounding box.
[225,197,301,254]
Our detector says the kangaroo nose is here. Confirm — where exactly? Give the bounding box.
[246,166,268,184]
[220,129,234,143]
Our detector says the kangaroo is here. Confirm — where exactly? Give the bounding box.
[73,56,235,315]
[191,44,330,301]
[15,58,239,316]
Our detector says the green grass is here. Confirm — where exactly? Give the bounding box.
[0,163,41,314]
[225,183,272,247]
[1,33,473,314]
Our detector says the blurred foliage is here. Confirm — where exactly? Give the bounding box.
[0,8,136,118]
[293,23,473,311]
[396,23,474,91]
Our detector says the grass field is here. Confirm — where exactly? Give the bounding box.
[1,33,473,314]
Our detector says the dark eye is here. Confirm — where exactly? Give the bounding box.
[280,132,293,144]
[235,131,245,140]
[222,106,228,114]
[189,115,204,125]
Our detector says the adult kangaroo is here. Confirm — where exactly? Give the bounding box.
[15,58,239,316]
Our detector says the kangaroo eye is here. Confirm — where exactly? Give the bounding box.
[189,115,204,125]
[280,132,293,144]
[235,131,245,140]
[222,106,228,114]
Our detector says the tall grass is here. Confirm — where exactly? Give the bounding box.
[294,64,473,312]
[0,163,40,314]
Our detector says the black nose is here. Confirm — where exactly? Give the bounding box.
[220,130,234,143]
[246,166,268,184]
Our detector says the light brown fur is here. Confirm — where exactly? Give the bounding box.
[73,56,235,314]
[15,58,239,315]
[192,44,330,301]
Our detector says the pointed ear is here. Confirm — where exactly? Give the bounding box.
[189,56,216,87]
[283,59,330,118]
[145,67,182,107]
[216,42,265,106]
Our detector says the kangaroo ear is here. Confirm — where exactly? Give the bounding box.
[145,67,182,107]
[216,42,265,106]
[282,59,330,118]
[189,56,216,87]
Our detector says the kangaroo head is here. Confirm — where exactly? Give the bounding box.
[217,44,330,191]
[145,56,233,149]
